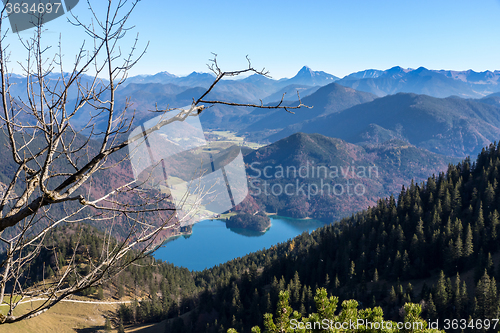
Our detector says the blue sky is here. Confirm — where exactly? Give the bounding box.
[4,0,500,79]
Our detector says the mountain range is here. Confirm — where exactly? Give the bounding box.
[124,65,500,101]
[125,65,339,91]
[6,65,500,106]
[238,83,377,137]
[265,92,500,158]
[68,67,500,159]
[337,66,500,98]
[7,65,500,160]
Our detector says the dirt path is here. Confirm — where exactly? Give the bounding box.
[0,297,133,306]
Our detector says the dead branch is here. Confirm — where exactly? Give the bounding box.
[0,0,308,324]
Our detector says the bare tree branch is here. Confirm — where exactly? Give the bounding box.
[0,0,308,324]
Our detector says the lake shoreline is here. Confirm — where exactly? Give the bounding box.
[218,211,319,221]
[156,214,323,248]
[153,217,327,271]
[265,212,318,220]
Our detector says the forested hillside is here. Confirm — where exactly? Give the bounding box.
[1,224,199,312]
[243,132,456,222]
[115,142,500,332]
[10,141,500,332]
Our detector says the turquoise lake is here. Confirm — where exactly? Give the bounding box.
[153,216,326,271]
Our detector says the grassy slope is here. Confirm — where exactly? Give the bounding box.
[2,300,118,333]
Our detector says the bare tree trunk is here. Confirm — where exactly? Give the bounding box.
[0,0,307,324]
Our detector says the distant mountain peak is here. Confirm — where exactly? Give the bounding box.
[187,71,214,76]
[387,66,412,73]
[296,66,319,77]
[388,66,403,71]
[156,71,176,77]
[298,65,313,73]
[382,66,413,78]
[182,72,216,82]
[288,66,339,86]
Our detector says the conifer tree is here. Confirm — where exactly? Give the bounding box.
[451,179,462,213]
[334,275,340,291]
[445,239,455,273]
[453,273,462,317]
[454,235,464,271]
[475,270,493,318]
[291,271,301,305]
[324,273,330,289]
[443,189,452,215]
[410,234,419,259]
[426,293,438,320]
[231,283,242,318]
[402,250,411,278]
[474,202,485,245]
[489,210,499,251]
[389,286,397,304]
[434,271,448,315]
[264,292,272,314]
[464,224,474,260]
[416,218,425,240]
[393,251,402,277]
[299,288,307,316]
[485,182,495,208]
[406,283,414,300]
[487,253,495,278]
[349,261,356,282]
[460,281,469,317]
[488,277,498,319]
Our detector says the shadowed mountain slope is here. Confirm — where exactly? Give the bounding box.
[269,93,500,157]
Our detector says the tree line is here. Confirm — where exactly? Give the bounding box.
[118,142,500,332]
[9,142,500,332]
